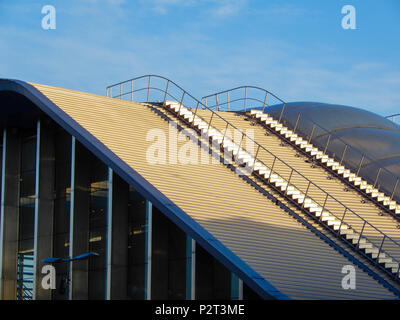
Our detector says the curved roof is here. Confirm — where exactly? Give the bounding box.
[267,102,400,200]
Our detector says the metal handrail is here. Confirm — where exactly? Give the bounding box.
[386,114,400,123]
[202,85,284,112]
[106,75,400,278]
[202,87,400,204]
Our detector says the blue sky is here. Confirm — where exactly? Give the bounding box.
[0,0,399,115]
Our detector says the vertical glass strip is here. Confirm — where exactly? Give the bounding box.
[151,206,186,299]
[106,168,113,300]
[145,200,152,300]
[0,129,6,298]
[32,120,40,300]
[88,155,108,300]
[17,129,37,300]
[186,236,196,300]
[127,186,146,300]
[68,136,76,300]
[52,129,72,300]
[230,273,243,300]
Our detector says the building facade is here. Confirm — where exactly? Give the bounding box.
[0,116,261,300]
[1,78,399,300]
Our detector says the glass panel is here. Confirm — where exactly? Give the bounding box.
[151,206,186,300]
[127,186,146,300]
[52,129,71,300]
[0,138,3,243]
[195,244,231,300]
[88,157,108,300]
[243,283,262,300]
[17,134,36,301]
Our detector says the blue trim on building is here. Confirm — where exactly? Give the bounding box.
[0,79,289,300]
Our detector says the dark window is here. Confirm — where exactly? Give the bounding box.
[88,156,108,300]
[151,206,186,300]
[52,129,71,300]
[243,283,263,300]
[127,186,146,300]
[17,134,37,300]
[195,244,231,300]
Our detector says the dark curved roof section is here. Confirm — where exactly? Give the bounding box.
[0,79,288,300]
[267,102,400,201]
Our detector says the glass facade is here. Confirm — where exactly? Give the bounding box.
[88,154,109,300]
[52,129,71,300]
[151,206,187,300]
[0,132,2,187]
[195,244,231,300]
[0,118,258,300]
[243,283,262,300]
[127,186,147,300]
[17,132,37,300]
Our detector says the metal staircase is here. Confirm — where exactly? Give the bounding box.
[106,75,400,283]
[248,109,400,211]
[202,87,400,219]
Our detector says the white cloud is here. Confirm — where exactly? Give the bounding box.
[207,0,248,17]
[144,0,248,17]
[144,0,196,14]
[82,0,126,4]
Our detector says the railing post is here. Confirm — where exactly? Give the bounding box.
[356,221,366,248]
[323,134,331,154]
[216,94,219,111]
[262,92,268,113]
[373,168,382,188]
[227,91,230,112]
[193,102,200,124]
[207,113,214,132]
[163,80,170,104]
[340,144,348,165]
[308,124,316,143]
[319,193,329,221]
[278,103,286,123]
[337,208,347,234]
[301,181,311,209]
[390,178,399,201]
[356,155,365,175]
[293,114,301,134]
[285,168,294,196]
[268,157,277,183]
[376,236,386,264]
[244,87,247,112]
[235,132,245,164]
[120,83,122,99]
[251,145,260,174]
[131,80,133,102]
[178,91,185,114]
[221,122,229,148]
[147,75,151,103]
